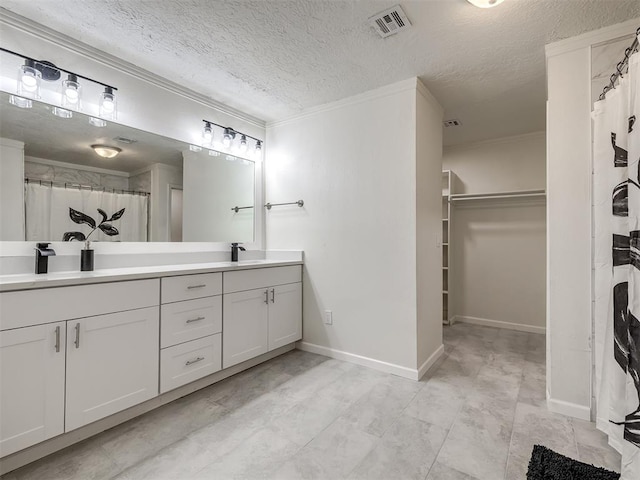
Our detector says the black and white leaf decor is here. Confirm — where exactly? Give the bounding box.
[63,207,125,242]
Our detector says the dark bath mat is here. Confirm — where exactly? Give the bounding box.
[527,445,619,480]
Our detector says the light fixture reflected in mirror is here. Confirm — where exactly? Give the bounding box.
[89,117,107,127]
[51,107,72,119]
[9,95,32,109]
[91,144,122,158]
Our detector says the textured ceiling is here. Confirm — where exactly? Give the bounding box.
[3,0,639,145]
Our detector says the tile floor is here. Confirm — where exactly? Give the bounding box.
[2,324,621,480]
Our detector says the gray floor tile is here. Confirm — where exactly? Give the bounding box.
[348,414,448,480]
[426,460,482,480]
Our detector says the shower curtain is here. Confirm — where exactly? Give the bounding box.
[25,183,148,242]
[593,38,640,478]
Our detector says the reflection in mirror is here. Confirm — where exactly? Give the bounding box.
[0,92,255,243]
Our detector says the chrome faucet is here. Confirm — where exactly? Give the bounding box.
[231,242,246,262]
[35,242,56,274]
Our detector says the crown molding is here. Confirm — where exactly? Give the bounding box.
[0,8,266,129]
[267,77,420,128]
[545,18,639,58]
[25,156,130,177]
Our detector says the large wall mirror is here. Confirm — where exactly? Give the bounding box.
[0,92,256,243]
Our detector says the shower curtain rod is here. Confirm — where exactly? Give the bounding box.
[598,26,640,101]
[25,178,151,197]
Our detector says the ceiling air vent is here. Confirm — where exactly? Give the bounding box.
[113,136,137,144]
[443,119,462,128]
[368,5,411,38]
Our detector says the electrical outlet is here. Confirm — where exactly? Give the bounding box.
[324,310,333,325]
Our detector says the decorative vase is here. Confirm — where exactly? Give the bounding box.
[81,240,94,271]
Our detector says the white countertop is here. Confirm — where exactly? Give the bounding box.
[0,259,303,292]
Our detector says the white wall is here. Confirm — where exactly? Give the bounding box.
[416,82,445,370]
[0,138,25,241]
[265,78,443,377]
[443,133,546,333]
[545,19,639,420]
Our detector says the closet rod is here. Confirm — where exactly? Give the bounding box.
[449,189,546,202]
[599,26,640,101]
[25,178,150,197]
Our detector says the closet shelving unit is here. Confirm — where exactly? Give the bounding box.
[441,170,457,325]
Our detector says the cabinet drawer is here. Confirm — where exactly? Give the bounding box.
[223,265,302,294]
[160,334,221,393]
[161,273,222,304]
[0,279,159,331]
[161,296,222,348]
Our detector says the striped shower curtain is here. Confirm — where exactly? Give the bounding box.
[593,37,640,479]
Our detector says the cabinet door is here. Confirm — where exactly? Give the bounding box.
[222,289,268,368]
[268,282,302,351]
[65,306,159,431]
[0,322,66,457]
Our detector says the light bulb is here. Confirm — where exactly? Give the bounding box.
[239,135,248,153]
[222,128,235,148]
[91,145,121,158]
[17,60,41,98]
[61,74,81,110]
[202,122,213,145]
[99,86,117,119]
[51,107,73,119]
[255,140,262,155]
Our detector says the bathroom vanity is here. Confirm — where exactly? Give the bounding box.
[0,259,302,466]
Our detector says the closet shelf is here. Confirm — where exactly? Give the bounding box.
[449,189,546,202]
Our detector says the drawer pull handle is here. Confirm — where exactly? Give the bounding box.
[271,288,275,303]
[187,284,206,290]
[74,323,80,349]
[186,316,205,324]
[54,326,61,353]
[264,289,269,304]
[186,356,205,366]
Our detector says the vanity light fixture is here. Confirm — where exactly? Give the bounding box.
[222,127,236,148]
[61,73,81,110]
[209,150,220,156]
[1,47,119,116]
[190,145,203,152]
[91,144,122,158]
[89,117,107,127]
[238,134,248,153]
[9,95,32,109]
[200,119,263,159]
[466,0,505,7]
[99,87,117,119]
[202,121,213,145]
[17,59,41,98]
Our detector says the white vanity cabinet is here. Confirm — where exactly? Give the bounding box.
[65,306,159,431]
[159,273,223,393]
[223,266,302,368]
[0,278,160,455]
[0,322,66,457]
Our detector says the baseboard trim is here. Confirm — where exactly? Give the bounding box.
[547,397,591,421]
[296,341,425,380]
[452,315,546,335]
[417,344,446,380]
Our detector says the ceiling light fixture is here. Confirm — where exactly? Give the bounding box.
[91,145,122,158]
[466,0,505,8]
[1,47,119,117]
